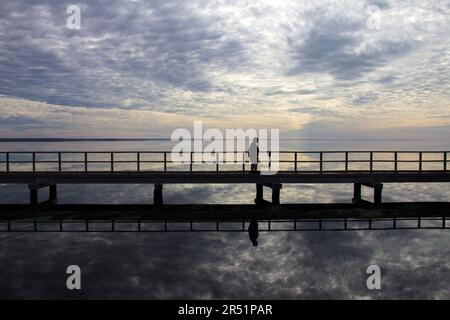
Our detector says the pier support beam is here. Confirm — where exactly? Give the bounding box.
[49,185,57,203]
[30,187,38,207]
[374,184,383,205]
[29,184,58,206]
[255,184,264,204]
[352,183,383,204]
[154,184,163,206]
[255,184,282,205]
[271,184,282,205]
[353,183,362,203]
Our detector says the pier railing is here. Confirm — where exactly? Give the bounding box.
[1,217,448,233]
[0,151,448,173]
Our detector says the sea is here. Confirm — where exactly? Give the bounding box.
[0,139,449,299]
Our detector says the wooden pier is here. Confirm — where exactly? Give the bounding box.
[0,151,449,206]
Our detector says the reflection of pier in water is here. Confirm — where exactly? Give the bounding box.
[1,203,449,233]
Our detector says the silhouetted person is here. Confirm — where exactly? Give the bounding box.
[249,138,259,172]
[248,219,259,246]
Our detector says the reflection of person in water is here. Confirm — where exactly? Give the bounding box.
[249,138,259,172]
[248,219,259,247]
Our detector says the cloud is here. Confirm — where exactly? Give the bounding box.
[0,0,449,136]
[0,0,249,109]
[0,96,308,137]
[285,1,419,80]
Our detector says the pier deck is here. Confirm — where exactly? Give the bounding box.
[1,170,450,184]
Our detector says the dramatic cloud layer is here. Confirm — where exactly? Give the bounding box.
[0,0,449,136]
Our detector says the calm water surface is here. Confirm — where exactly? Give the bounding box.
[0,140,449,299]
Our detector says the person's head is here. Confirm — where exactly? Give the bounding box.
[252,137,257,144]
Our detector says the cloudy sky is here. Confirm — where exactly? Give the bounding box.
[1,0,450,138]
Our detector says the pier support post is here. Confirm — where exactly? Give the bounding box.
[271,184,282,205]
[256,184,282,205]
[49,184,57,203]
[29,187,38,207]
[255,184,264,204]
[154,184,163,206]
[353,183,362,203]
[29,184,58,206]
[374,184,383,204]
[353,183,383,204]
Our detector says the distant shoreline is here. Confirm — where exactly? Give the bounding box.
[0,138,437,142]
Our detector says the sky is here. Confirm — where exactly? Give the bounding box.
[0,0,450,138]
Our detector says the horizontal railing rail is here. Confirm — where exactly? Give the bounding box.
[0,151,448,173]
[0,217,448,232]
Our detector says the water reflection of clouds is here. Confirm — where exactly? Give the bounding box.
[1,180,450,298]
[0,227,449,299]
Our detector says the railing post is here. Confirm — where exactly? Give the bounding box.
[419,152,422,172]
[58,152,62,172]
[137,152,140,172]
[269,151,272,170]
[32,152,36,172]
[111,152,114,172]
[345,152,348,172]
[164,152,167,172]
[242,152,245,173]
[394,152,398,172]
[319,152,323,173]
[84,152,88,172]
[6,152,9,172]
[444,152,447,172]
[370,152,373,172]
[294,152,297,173]
[190,152,193,172]
[216,152,219,172]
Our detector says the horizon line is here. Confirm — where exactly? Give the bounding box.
[0,138,441,142]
